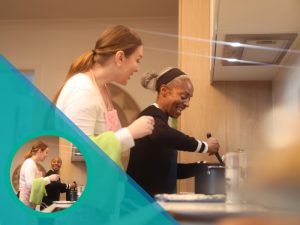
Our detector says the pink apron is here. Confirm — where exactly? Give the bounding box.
[19,187,36,209]
[100,83,122,132]
[90,73,122,132]
[105,109,122,132]
[19,167,43,209]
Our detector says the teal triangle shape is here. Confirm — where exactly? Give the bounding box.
[0,55,177,225]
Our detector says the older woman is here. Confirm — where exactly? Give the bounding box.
[127,67,220,197]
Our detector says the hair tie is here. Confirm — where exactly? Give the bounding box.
[92,49,97,55]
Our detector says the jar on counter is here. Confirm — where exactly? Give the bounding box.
[225,149,248,204]
[225,151,240,204]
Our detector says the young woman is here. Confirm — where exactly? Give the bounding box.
[54,25,154,167]
[18,141,59,209]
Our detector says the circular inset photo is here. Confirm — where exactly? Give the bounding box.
[10,136,87,213]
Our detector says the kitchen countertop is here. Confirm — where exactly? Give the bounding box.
[41,201,74,213]
[157,201,269,223]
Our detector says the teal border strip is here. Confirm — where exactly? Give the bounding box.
[0,55,177,225]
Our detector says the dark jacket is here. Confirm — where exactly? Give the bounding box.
[127,105,205,197]
[41,170,68,208]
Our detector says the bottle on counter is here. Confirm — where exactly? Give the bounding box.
[225,151,240,204]
[238,149,248,203]
[77,185,85,198]
[225,149,248,204]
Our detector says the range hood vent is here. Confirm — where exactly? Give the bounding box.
[222,33,297,66]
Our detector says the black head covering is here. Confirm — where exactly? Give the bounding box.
[155,68,186,91]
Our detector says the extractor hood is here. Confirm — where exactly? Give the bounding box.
[222,33,297,66]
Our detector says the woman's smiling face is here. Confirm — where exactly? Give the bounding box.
[163,77,194,118]
[51,157,62,172]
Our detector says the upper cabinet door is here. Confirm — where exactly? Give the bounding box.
[211,0,300,81]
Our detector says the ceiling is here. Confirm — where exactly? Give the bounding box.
[0,0,178,20]
[212,0,300,81]
[1,0,299,82]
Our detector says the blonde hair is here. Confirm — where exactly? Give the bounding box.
[24,141,48,160]
[53,25,142,103]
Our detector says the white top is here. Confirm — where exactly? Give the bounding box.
[19,158,50,189]
[56,73,134,151]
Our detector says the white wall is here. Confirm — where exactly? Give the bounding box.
[0,17,178,110]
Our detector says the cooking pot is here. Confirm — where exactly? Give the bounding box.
[195,132,225,195]
[195,163,225,195]
[66,188,77,201]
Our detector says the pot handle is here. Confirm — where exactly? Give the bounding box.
[207,132,225,166]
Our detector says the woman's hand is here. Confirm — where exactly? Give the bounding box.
[70,181,77,189]
[49,174,60,182]
[127,116,155,139]
[207,137,220,155]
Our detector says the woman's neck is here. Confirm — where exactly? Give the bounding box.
[87,65,113,87]
[87,67,114,110]
[155,100,167,114]
[31,155,39,163]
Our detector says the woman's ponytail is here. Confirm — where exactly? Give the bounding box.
[53,52,94,104]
